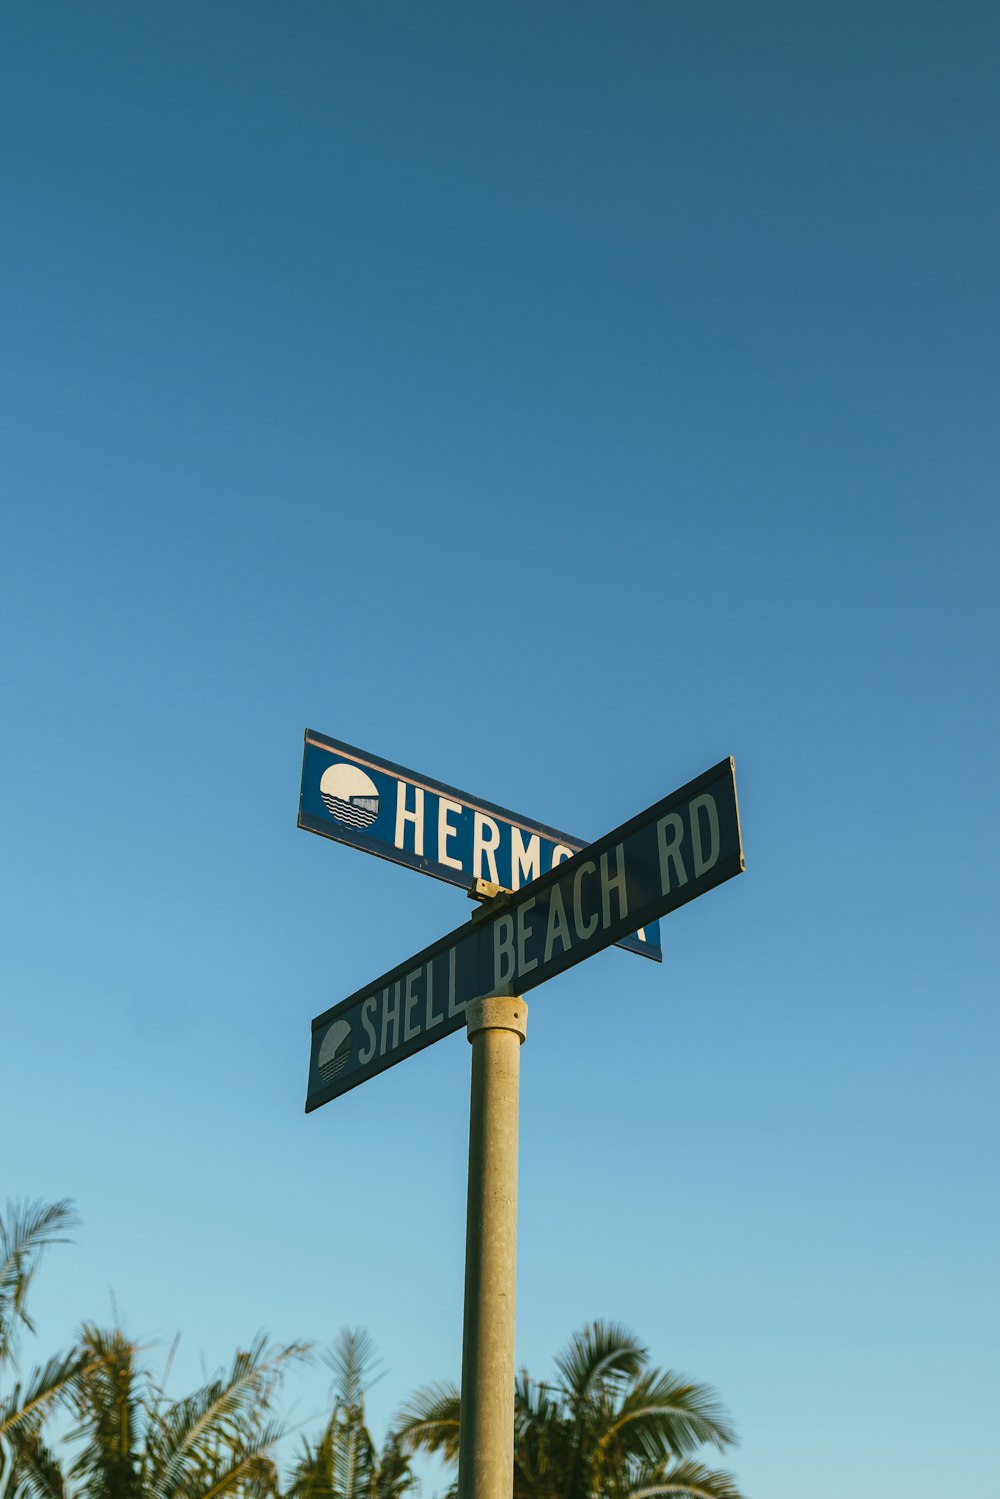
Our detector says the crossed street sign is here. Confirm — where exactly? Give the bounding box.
[297,738,745,1499]
[306,756,744,1112]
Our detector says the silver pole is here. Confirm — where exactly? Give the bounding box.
[457,995,528,1499]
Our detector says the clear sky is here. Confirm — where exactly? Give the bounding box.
[3,4,997,1496]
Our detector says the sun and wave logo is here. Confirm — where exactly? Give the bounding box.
[317,1018,352,1084]
[319,763,380,829]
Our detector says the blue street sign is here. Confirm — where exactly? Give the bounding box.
[306,757,744,1113]
[298,729,662,963]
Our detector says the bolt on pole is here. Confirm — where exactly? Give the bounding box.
[457,994,528,1499]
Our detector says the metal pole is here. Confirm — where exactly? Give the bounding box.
[457,995,528,1499]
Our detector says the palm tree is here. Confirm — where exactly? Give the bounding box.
[1,1199,85,1499]
[12,1318,309,1499]
[398,1321,747,1499]
[285,1330,414,1499]
[82,1324,310,1499]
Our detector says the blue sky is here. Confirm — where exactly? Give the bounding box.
[2,3,997,1495]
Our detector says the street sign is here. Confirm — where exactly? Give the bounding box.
[298,728,662,962]
[307,757,743,1112]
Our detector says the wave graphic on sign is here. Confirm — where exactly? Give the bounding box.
[318,1019,352,1083]
[319,763,380,830]
[322,793,379,828]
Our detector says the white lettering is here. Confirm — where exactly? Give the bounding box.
[690,794,720,877]
[403,969,420,1041]
[600,843,629,929]
[572,860,599,941]
[516,897,538,975]
[394,782,425,856]
[543,886,572,961]
[447,947,462,1017]
[657,813,688,892]
[379,983,401,1056]
[510,828,541,890]
[494,913,516,987]
[473,813,501,883]
[425,960,443,1029]
[437,798,463,870]
[550,843,573,869]
[358,996,378,1064]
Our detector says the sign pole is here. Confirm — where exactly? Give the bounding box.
[457,995,528,1499]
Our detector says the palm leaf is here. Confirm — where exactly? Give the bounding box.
[2,1426,67,1499]
[394,1383,461,1463]
[321,1332,380,1411]
[0,1203,78,1365]
[148,1337,308,1499]
[186,1421,285,1499]
[512,1373,573,1499]
[285,1426,335,1499]
[597,1370,736,1464]
[318,1331,379,1499]
[628,1458,746,1499]
[553,1324,647,1410]
[331,1411,375,1499]
[373,1436,416,1499]
[514,1372,564,1446]
[0,1352,87,1442]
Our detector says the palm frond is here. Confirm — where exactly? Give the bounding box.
[516,1372,572,1422]
[0,1352,88,1440]
[321,1332,380,1411]
[394,1383,461,1462]
[553,1323,647,1410]
[186,1420,285,1499]
[0,1202,78,1365]
[149,1337,309,1499]
[513,1372,570,1477]
[285,1424,336,1499]
[628,1458,746,1499]
[2,1426,67,1499]
[598,1370,736,1463]
[333,1412,375,1499]
[373,1436,416,1499]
